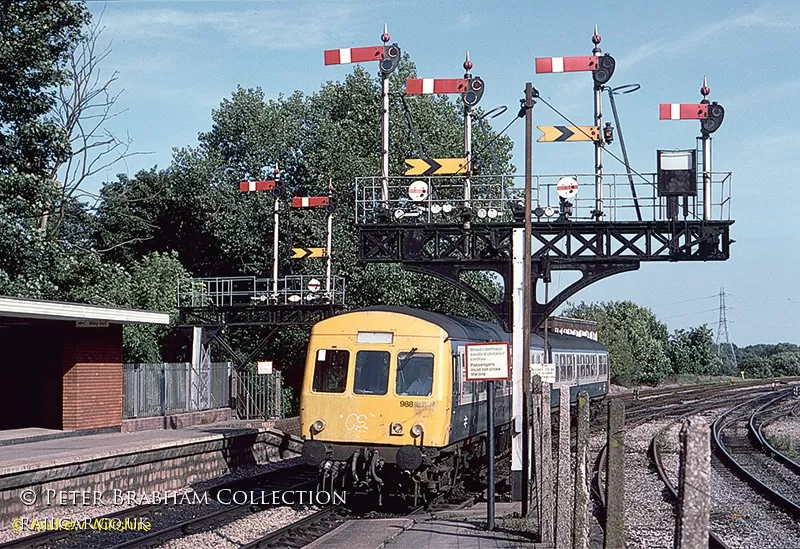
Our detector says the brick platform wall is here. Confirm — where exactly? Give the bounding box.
[62,325,123,430]
[0,429,301,526]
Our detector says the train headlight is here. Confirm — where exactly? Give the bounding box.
[311,420,326,434]
[390,422,404,435]
[410,424,424,438]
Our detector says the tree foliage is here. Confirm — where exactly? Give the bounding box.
[667,325,722,377]
[563,300,672,385]
[736,343,800,378]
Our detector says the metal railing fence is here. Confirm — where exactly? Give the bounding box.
[123,362,231,419]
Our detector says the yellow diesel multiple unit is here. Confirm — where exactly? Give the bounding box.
[300,306,514,504]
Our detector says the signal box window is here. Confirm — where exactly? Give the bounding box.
[312,349,349,393]
[396,352,434,397]
[353,351,390,395]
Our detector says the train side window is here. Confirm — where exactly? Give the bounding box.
[353,351,390,395]
[396,352,434,397]
[312,349,350,393]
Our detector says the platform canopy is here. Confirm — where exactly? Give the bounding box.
[0,296,169,325]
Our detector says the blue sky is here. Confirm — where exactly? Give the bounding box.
[84,0,800,346]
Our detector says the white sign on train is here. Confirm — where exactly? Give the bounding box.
[465,342,510,381]
[531,362,556,384]
[257,361,273,375]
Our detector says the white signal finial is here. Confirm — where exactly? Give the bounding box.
[464,50,472,73]
[701,75,710,101]
[381,23,390,43]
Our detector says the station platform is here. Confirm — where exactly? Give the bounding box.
[0,418,301,526]
[303,503,549,549]
[0,418,300,475]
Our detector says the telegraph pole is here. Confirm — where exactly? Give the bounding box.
[522,81,535,516]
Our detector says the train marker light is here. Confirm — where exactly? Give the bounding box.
[487,208,498,219]
[410,424,424,437]
[391,422,404,435]
[430,204,442,214]
[311,420,326,434]
[477,208,488,219]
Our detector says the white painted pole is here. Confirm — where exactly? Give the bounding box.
[592,26,603,220]
[272,163,280,298]
[511,227,525,500]
[463,51,472,216]
[325,180,333,296]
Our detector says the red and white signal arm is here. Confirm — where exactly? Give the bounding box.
[465,342,511,381]
[407,180,429,202]
[556,177,579,199]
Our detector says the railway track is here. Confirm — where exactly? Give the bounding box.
[646,388,800,548]
[0,462,317,549]
[592,383,789,547]
[711,390,800,518]
[240,453,504,548]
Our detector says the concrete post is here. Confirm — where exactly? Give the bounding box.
[573,391,590,549]
[674,416,710,549]
[532,374,542,526]
[555,386,573,549]
[540,381,554,543]
[604,399,626,549]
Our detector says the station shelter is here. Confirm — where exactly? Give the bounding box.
[0,296,169,431]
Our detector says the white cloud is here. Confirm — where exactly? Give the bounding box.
[620,8,800,69]
[101,5,356,49]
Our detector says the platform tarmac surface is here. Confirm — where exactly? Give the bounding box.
[0,420,295,475]
[302,503,548,549]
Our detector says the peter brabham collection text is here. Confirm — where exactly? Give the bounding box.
[23,489,345,506]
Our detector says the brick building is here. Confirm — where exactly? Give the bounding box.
[0,297,168,431]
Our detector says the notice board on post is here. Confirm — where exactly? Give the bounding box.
[465,342,511,381]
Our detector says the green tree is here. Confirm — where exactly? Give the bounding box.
[562,300,671,385]
[668,324,723,376]
[0,1,107,299]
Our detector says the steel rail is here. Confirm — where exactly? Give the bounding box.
[750,393,800,473]
[711,390,800,519]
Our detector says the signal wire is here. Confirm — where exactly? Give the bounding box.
[534,93,706,222]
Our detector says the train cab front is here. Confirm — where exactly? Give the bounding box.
[299,319,453,506]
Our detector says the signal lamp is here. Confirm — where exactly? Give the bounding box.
[592,54,616,88]
[380,44,401,75]
[701,102,725,135]
[462,77,485,107]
